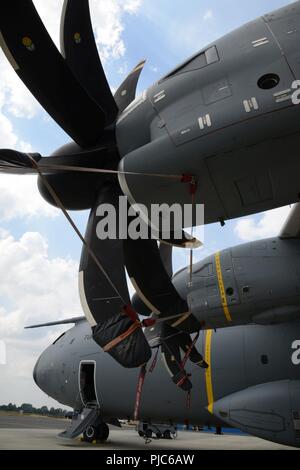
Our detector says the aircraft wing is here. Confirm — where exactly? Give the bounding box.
[25,316,85,329]
[279,204,300,239]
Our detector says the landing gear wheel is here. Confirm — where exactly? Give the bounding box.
[83,422,109,443]
[145,429,152,439]
[163,430,172,439]
[97,422,110,442]
[83,425,98,443]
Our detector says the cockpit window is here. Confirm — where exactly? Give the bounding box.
[193,263,213,276]
[205,46,219,65]
[53,332,66,345]
[161,46,219,80]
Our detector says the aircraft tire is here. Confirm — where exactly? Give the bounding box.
[96,422,110,442]
[83,425,98,443]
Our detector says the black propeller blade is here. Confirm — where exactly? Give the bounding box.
[159,243,173,278]
[60,0,118,125]
[79,183,151,368]
[124,238,187,317]
[0,149,42,175]
[0,1,107,147]
[0,148,115,175]
[114,60,146,114]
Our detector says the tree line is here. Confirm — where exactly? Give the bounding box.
[0,403,70,417]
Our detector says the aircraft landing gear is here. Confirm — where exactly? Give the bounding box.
[137,422,177,442]
[83,422,110,443]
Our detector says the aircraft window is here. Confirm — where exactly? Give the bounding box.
[258,73,280,90]
[261,355,269,365]
[226,287,234,296]
[53,332,66,345]
[161,46,219,80]
[205,46,219,65]
[242,286,250,294]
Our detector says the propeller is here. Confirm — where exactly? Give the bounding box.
[79,183,151,368]
[114,60,146,114]
[0,1,107,147]
[0,0,202,369]
[60,0,118,125]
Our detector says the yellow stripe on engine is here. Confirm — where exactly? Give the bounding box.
[204,329,214,414]
[215,252,233,322]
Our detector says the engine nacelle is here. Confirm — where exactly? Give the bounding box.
[213,380,300,448]
[182,237,300,329]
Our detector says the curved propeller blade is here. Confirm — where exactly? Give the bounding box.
[0,1,106,147]
[125,239,186,317]
[114,60,146,114]
[79,183,151,368]
[60,0,118,125]
[124,238,200,333]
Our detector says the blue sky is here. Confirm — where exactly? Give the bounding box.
[0,0,295,407]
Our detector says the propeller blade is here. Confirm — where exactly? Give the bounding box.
[115,60,146,114]
[160,323,192,392]
[60,0,118,125]
[0,1,106,147]
[158,231,202,249]
[159,243,173,278]
[79,183,151,368]
[0,149,42,175]
[124,238,200,333]
[0,148,116,175]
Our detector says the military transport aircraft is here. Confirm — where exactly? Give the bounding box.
[28,203,300,448]
[1,2,300,374]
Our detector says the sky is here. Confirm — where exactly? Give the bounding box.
[0,0,296,408]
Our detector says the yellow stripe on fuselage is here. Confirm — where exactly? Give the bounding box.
[205,329,214,414]
[215,252,233,322]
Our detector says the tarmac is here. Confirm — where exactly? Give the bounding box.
[0,413,298,450]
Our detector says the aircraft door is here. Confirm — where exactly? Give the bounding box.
[79,361,100,408]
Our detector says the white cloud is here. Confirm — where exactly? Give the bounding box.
[203,9,214,21]
[0,229,81,406]
[0,231,81,327]
[234,206,293,242]
[150,65,159,73]
[0,174,58,222]
[33,0,142,61]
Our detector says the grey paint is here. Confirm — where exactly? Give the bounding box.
[34,318,300,448]
[186,237,300,329]
[33,235,300,448]
[117,1,300,226]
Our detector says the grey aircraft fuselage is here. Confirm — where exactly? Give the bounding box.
[34,317,300,449]
[117,1,300,226]
[34,236,300,448]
